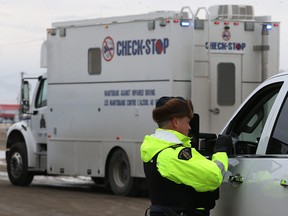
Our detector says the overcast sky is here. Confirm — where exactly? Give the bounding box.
[1,0,288,103]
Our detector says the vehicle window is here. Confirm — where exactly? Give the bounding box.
[35,79,48,108]
[217,63,235,106]
[225,82,283,155]
[266,94,288,154]
[88,48,101,75]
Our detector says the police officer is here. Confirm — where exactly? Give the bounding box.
[141,96,231,216]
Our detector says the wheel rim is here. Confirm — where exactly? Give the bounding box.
[9,152,23,179]
[113,158,129,188]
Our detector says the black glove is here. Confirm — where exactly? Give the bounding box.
[214,135,233,153]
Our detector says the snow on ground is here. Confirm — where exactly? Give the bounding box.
[0,151,4,158]
[0,151,5,167]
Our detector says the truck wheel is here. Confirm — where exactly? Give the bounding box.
[7,142,34,186]
[108,149,137,196]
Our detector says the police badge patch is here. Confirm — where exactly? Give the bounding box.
[178,147,192,160]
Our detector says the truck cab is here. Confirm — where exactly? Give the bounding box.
[207,72,288,216]
[6,74,48,186]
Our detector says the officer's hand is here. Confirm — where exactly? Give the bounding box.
[214,135,233,153]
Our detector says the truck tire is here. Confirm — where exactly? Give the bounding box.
[6,142,34,186]
[108,149,137,196]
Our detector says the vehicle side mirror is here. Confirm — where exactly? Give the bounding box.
[189,113,218,156]
[21,80,30,113]
[198,133,217,156]
[189,113,200,148]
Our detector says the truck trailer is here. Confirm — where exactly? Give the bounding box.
[6,5,280,195]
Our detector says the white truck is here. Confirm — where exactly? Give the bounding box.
[6,5,280,195]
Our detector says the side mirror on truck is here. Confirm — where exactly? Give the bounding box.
[189,113,200,148]
[21,80,30,113]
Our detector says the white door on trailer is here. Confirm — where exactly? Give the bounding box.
[209,54,242,134]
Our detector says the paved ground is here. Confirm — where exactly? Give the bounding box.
[0,124,150,216]
[0,178,150,216]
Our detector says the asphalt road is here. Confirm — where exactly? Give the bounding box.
[0,126,150,216]
[0,177,150,216]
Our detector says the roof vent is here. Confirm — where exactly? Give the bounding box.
[208,5,254,20]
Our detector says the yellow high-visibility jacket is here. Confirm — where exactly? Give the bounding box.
[141,128,228,192]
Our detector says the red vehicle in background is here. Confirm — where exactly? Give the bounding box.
[0,104,19,124]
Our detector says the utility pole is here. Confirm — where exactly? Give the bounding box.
[19,72,24,120]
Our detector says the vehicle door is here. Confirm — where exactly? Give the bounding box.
[209,54,242,134]
[211,80,287,216]
[30,78,48,144]
[240,83,288,216]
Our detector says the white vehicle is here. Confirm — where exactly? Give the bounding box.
[6,5,280,195]
[206,71,288,216]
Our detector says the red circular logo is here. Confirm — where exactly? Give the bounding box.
[222,30,231,41]
[102,36,115,61]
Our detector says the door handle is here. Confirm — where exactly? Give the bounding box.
[280,179,288,188]
[209,108,220,115]
[228,174,244,184]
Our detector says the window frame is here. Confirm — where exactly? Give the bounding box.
[266,94,288,154]
[217,63,236,106]
[223,82,283,155]
[88,47,102,75]
[35,79,48,109]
